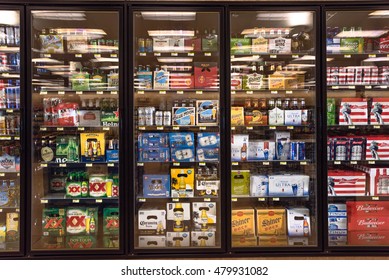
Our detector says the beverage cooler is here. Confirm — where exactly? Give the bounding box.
[229,9,320,250]
[28,8,122,252]
[0,8,22,255]
[326,7,389,249]
[131,8,224,251]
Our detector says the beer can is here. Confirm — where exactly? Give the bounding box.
[163,111,171,126]
[5,26,15,46]
[338,67,346,85]
[15,87,20,109]
[137,107,145,126]
[0,54,7,66]
[145,38,153,52]
[155,111,163,126]
[144,107,154,126]
[97,38,106,46]
[298,142,306,160]
[14,26,20,46]
[138,38,145,53]
[0,26,6,46]
[108,139,114,150]
[0,89,6,109]
[347,67,355,85]
[371,67,379,84]
[15,115,20,135]
[5,87,13,109]
[106,39,114,46]
[363,67,371,85]
[290,142,298,161]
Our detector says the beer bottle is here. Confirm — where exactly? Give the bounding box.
[173,203,184,232]
[259,98,268,125]
[200,207,209,231]
[81,172,89,198]
[96,141,102,156]
[177,170,187,198]
[303,218,309,237]
[88,141,93,157]
[241,143,247,161]
[89,212,96,234]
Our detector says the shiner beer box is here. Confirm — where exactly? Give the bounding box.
[339,98,368,125]
[365,136,389,160]
[370,98,389,125]
[327,170,366,196]
[231,208,255,236]
[259,235,288,246]
[232,236,258,247]
[256,208,286,236]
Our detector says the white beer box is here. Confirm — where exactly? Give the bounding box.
[153,38,170,52]
[366,136,389,160]
[138,208,166,232]
[370,98,389,125]
[328,235,348,246]
[250,175,268,197]
[192,202,217,225]
[327,170,366,196]
[166,232,190,247]
[328,217,347,231]
[231,134,249,162]
[328,203,347,217]
[339,98,368,125]
[268,37,291,54]
[166,203,191,220]
[138,236,166,248]
[362,67,372,85]
[365,167,389,196]
[248,140,276,161]
[169,38,185,51]
[268,174,309,197]
[191,231,216,247]
[268,107,284,126]
[196,180,219,197]
[288,237,309,246]
[287,207,311,237]
[284,110,302,126]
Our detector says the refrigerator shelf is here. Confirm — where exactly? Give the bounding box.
[0,136,20,141]
[0,207,20,213]
[136,161,219,166]
[231,125,314,131]
[0,172,20,176]
[328,160,388,165]
[231,89,311,95]
[35,162,118,168]
[39,193,119,204]
[0,46,20,53]
[327,52,389,57]
[327,124,389,131]
[327,85,389,90]
[137,197,217,202]
[136,51,218,57]
[231,160,311,166]
[231,52,314,58]
[37,126,118,132]
[35,90,119,95]
[328,196,389,202]
[135,89,219,95]
[137,125,219,132]
[231,196,310,202]
[32,52,119,60]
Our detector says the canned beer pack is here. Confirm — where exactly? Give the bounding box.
[138,147,170,162]
[197,133,220,149]
[169,133,195,162]
[348,231,389,246]
[328,203,348,237]
[196,147,219,161]
[366,136,389,160]
[328,170,366,196]
[138,133,169,148]
[347,201,389,217]
[348,216,389,232]
[248,140,276,161]
[268,174,310,197]
[365,168,389,196]
[370,98,389,125]
[169,73,194,89]
[339,98,368,125]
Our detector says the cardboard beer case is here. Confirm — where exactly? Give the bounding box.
[258,235,288,246]
[231,134,249,162]
[268,174,310,197]
[365,136,389,160]
[166,232,190,247]
[166,202,191,232]
[42,208,66,237]
[327,170,366,196]
[197,133,220,149]
[256,208,286,236]
[194,62,218,89]
[348,231,389,246]
[192,202,217,229]
[347,201,389,217]
[143,175,170,198]
[348,215,389,232]
[196,180,219,197]
[138,236,166,248]
[80,132,106,162]
[370,98,389,125]
[231,208,255,236]
[5,213,19,242]
[103,235,120,248]
[66,235,96,249]
[172,107,196,126]
[328,235,348,246]
[196,100,219,126]
[103,207,119,236]
[231,107,245,126]
[191,231,216,247]
[231,170,250,196]
[339,98,368,125]
[286,207,311,237]
[138,208,166,235]
[250,175,269,197]
[288,237,309,246]
[170,168,194,198]
[232,236,258,247]
[138,133,169,148]
[66,207,88,235]
[230,38,251,55]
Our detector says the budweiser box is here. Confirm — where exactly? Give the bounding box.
[366,136,389,160]
[231,170,250,196]
[192,202,217,231]
[347,201,389,217]
[42,208,66,237]
[103,207,119,236]
[256,208,286,236]
[170,168,194,198]
[288,237,309,246]
[194,62,218,89]
[348,216,389,232]
[258,235,287,246]
[231,134,249,162]
[268,174,310,197]
[66,235,96,249]
[231,208,255,236]
[366,168,389,196]
[138,236,166,248]
[231,107,245,126]
[287,207,311,237]
[138,133,169,148]
[348,231,389,246]
[196,180,219,197]
[143,174,170,198]
[248,141,276,161]
[166,203,191,232]
[191,231,216,247]
[370,98,389,125]
[138,208,166,235]
[250,175,269,197]
[339,98,368,125]
[327,170,366,196]
[166,232,190,247]
[379,35,389,53]
[232,236,257,247]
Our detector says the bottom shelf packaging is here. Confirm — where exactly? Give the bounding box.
[232,236,309,247]
[138,232,216,248]
[0,212,20,250]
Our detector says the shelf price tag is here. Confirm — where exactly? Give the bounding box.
[137,162,144,167]
[76,91,83,95]
[40,163,48,168]
[269,126,276,130]
[172,198,180,202]
[40,91,47,95]
[231,198,238,202]
[75,54,82,58]
[204,52,211,56]
[246,90,253,95]
[139,198,146,202]
[270,55,277,58]
[110,54,118,58]
[157,126,164,130]
[59,164,66,167]
[348,86,356,89]
[103,127,110,131]
[6,109,13,113]
[292,55,299,58]
[300,161,307,165]
[177,91,184,95]
[95,199,103,203]
[94,54,101,58]
[77,127,85,131]
[247,126,253,130]
[138,126,146,130]
[159,90,166,95]
[0,173,4,177]
[41,200,48,204]
[154,53,161,56]
[139,52,146,56]
[231,127,236,130]
[372,196,379,201]
[365,86,372,89]
[173,126,179,130]
[348,125,355,129]
[272,198,280,201]
[350,161,357,165]
[0,209,2,213]
[258,198,266,202]
[16,208,20,212]
[40,127,47,131]
[369,54,377,58]
[86,163,93,167]
[374,125,381,129]
[188,52,194,57]
[137,90,144,95]
[96,91,103,95]
[57,127,64,131]
[0,136,11,140]
[287,126,294,130]
[280,162,287,165]
[332,86,339,89]
[173,162,180,166]
[271,91,278,94]
[368,161,376,165]
[58,91,65,95]
[171,52,178,56]
[107,163,114,167]
[262,162,270,166]
[15,136,20,140]
[199,126,206,130]
[232,162,239,166]
[43,54,51,58]
[231,91,236,95]
[204,198,211,202]
[381,86,388,89]
[111,91,118,95]
[286,91,293,94]
[334,161,341,165]
[196,90,203,95]
[17,173,20,177]
[344,54,351,58]
[72,199,80,203]
[199,162,206,166]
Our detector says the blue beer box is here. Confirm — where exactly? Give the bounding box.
[196,148,219,162]
[106,150,119,162]
[197,133,220,149]
[143,175,170,198]
[169,132,195,148]
[138,133,169,148]
[138,148,170,162]
[171,146,195,162]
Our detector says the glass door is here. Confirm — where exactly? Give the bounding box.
[229,10,319,248]
[0,9,21,253]
[326,8,389,247]
[30,9,121,251]
[132,9,222,250]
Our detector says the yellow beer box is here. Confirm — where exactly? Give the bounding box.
[231,107,245,126]
[232,236,258,247]
[191,231,216,247]
[268,74,285,90]
[170,168,195,198]
[192,202,217,232]
[231,208,255,236]
[80,132,106,162]
[138,236,166,248]
[256,208,286,236]
[269,71,305,90]
[258,235,288,246]
[166,203,191,232]
[166,232,190,247]
[6,212,19,242]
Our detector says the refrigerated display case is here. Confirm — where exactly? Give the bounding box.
[326,8,389,248]
[229,10,319,249]
[0,9,22,254]
[132,9,223,250]
[29,8,121,251]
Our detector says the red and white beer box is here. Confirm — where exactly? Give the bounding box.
[365,136,389,160]
[379,35,389,53]
[348,231,389,246]
[364,167,389,196]
[328,170,366,196]
[348,215,389,231]
[339,98,368,125]
[169,73,194,89]
[347,201,389,217]
[370,98,389,125]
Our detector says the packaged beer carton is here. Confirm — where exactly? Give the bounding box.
[268,106,284,126]
[170,168,194,198]
[5,212,19,242]
[197,133,220,149]
[231,134,249,162]
[339,98,368,125]
[143,174,170,198]
[80,132,106,162]
[194,62,218,89]
[89,174,107,197]
[328,217,347,235]
[66,208,87,235]
[196,148,219,162]
[275,132,291,160]
[252,37,268,53]
[250,175,268,197]
[327,170,366,196]
[268,37,291,54]
[138,133,169,148]
[0,180,19,207]
[0,154,16,172]
[100,104,119,128]
[328,235,348,246]
[327,98,336,125]
[287,207,311,237]
[103,207,119,236]
[170,73,194,89]
[85,207,98,235]
[79,110,101,127]
[0,223,6,247]
[55,135,79,163]
[256,208,286,235]
[139,236,166,248]
[231,72,243,90]
[288,237,309,246]
[340,38,364,53]
[172,107,196,126]
[42,208,66,237]
[192,202,217,231]
[231,208,255,236]
[41,236,65,249]
[366,136,389,160]
[103,235,119,248]
[232,236,257,247]
[169,38,185,52]
[258,235,288,246]
[365,168,389,196]
[196,100,219,126]
[153,38,170,52]
[248,141,276,161]
[348,231,389,246]
[166,232,190,247]
[169,132,195,148]
[268,174,310,197]
[243,73,264,90]
[231,107,245,126]
[136,68,153,89]
[202,32,218,51]
[370,98,389,125]
[138,148,170,162]
[138,208,166,235]
[166,203,191,232]
[231,38,251,55]
[348,216,389,232]
[67,36,88,53]
[284,110,302,126]
[328,203,347,217]
[196,180,219,197]
[153,69,169,90]
[171,146,195,162]
[71,71,90,91]
[347,201,389,217]
[231,170,250,196]
[191,231,216,247]
[66,235,96,249]
[40,33,64,53]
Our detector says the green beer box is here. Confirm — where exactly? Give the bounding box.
[231,170,250,196]
[66,207,99,236]
[340,38,364,53]
[55,135,79,163]
[104,235,120,248]
[231,38,251,55]
[327,98,336,125]
[66,235,96,249]
[103,207,119,235]
[42,208,66,237]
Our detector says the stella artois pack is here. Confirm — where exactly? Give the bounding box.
[66,235,96,249]
[339,98,368,125]
[42,208,66,237]
[231,208,255,236]
[365,136,389,160]
[256,208,286,236]
[232,236,258,247]
[166,232,190,247]
[327,170,366,196]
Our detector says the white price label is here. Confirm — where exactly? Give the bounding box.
[96,199,103,203]
[57,127,64,131]
[111,91,118,95]
[262,162,270,166]
[58,91,65,95]
[59,164,66,167]
[171,52,178,56]
[188,52,194,56]
[271,91,278,94]
[246,91,253,94]
[204,52,211,56]
[154,53,161,56]
[76,91,83,95]
[272,198,280,201]
[78,127,85,131]
[173,162,180,166]
[177,91,184,95]
[86,163,93,167]
[72,200,80,203]
[75,54,82,58]
[97,91,104,95]
[94,54,101,58]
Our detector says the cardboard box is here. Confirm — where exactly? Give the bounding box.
[170,168,194,198]
[284,110,302,126]
[196,180,219,197]
[258,235,288,246]
[268,174,310,197]
[103,235,120,248]
[42,208,66,237]
[194,62,218,89]
[197,133,220,149]
[191,231,216,247]
[66,208,87,235]
[287,207,311,237]
[153,69,169,90]
[153,38,170,52]
[339,98,368,125]
[71,72,90,91]
[231,170,250,196]
[196,148,219,162]
[66,235,96,249]
[232,236,257,247]
[327,98,336,125]
[379,35,389,53]
[169,133,195,148]
[40,34,64,53]
[348,216,389,232]
[80,132,106,162]
[348,231,389,246]
[366,168,389,196]
[89,174,107,198]
[196,100,218,126]
[67,36,88,53]
[202,34,218,51]
[138,236,166,248]
[256,208,286,236]
[340,38,364,53]
[79,110,101,127]
[169,38,185,51]
[0,223,5,246]
[192,202,217,231]
[248,141,276,161]
[231,73,243,90]
[138,147,170,162]
[171,146,195,162]
[231,107,245,126]
[252,37,268,53]
[136,70,153,89]
[328,235,348,246]
[328,203,347,217]
[143,175,170,198]
[167,203,191,232]
[5,213,18,242]
[103,207,119,236]
[101,107,119,127]
[166,232,190,247]
[288,237,309,246]
[170,74,194,89]
[0,154,16,172]
[231,134,249,162]
[231,38,251,55]
[185,37,200,52]
[243,73,264,90]
[328,217,347,231]
[268,37,291,54]
[40,236,65,250]
[138,208,166,235]
[138,133,169,148]
[347,201,389,217]
[231,208,255,236]
[275,132,291,160]
[250,175,269,197]
[268,107,284,125]
[327,170,366,196]
[366,136,389,160]
[172,107,196,126]
[55,135,79,163]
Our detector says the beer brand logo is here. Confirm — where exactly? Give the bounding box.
[261,217,282,227]
[66,216,86,227]
[237,211,243,217]
[357,233,386,240]
[44,218,63,229]
[351,105,367,109]
[356,205,384,212]
[0,157,14,169]
[68,184,81,194]
[106,219,119,229]
[338,178,360,184]
[89,182,106,193]
[357,219,385,226]
[379,143,389,147]
[232,218,251,227]
[139,221,158,226]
